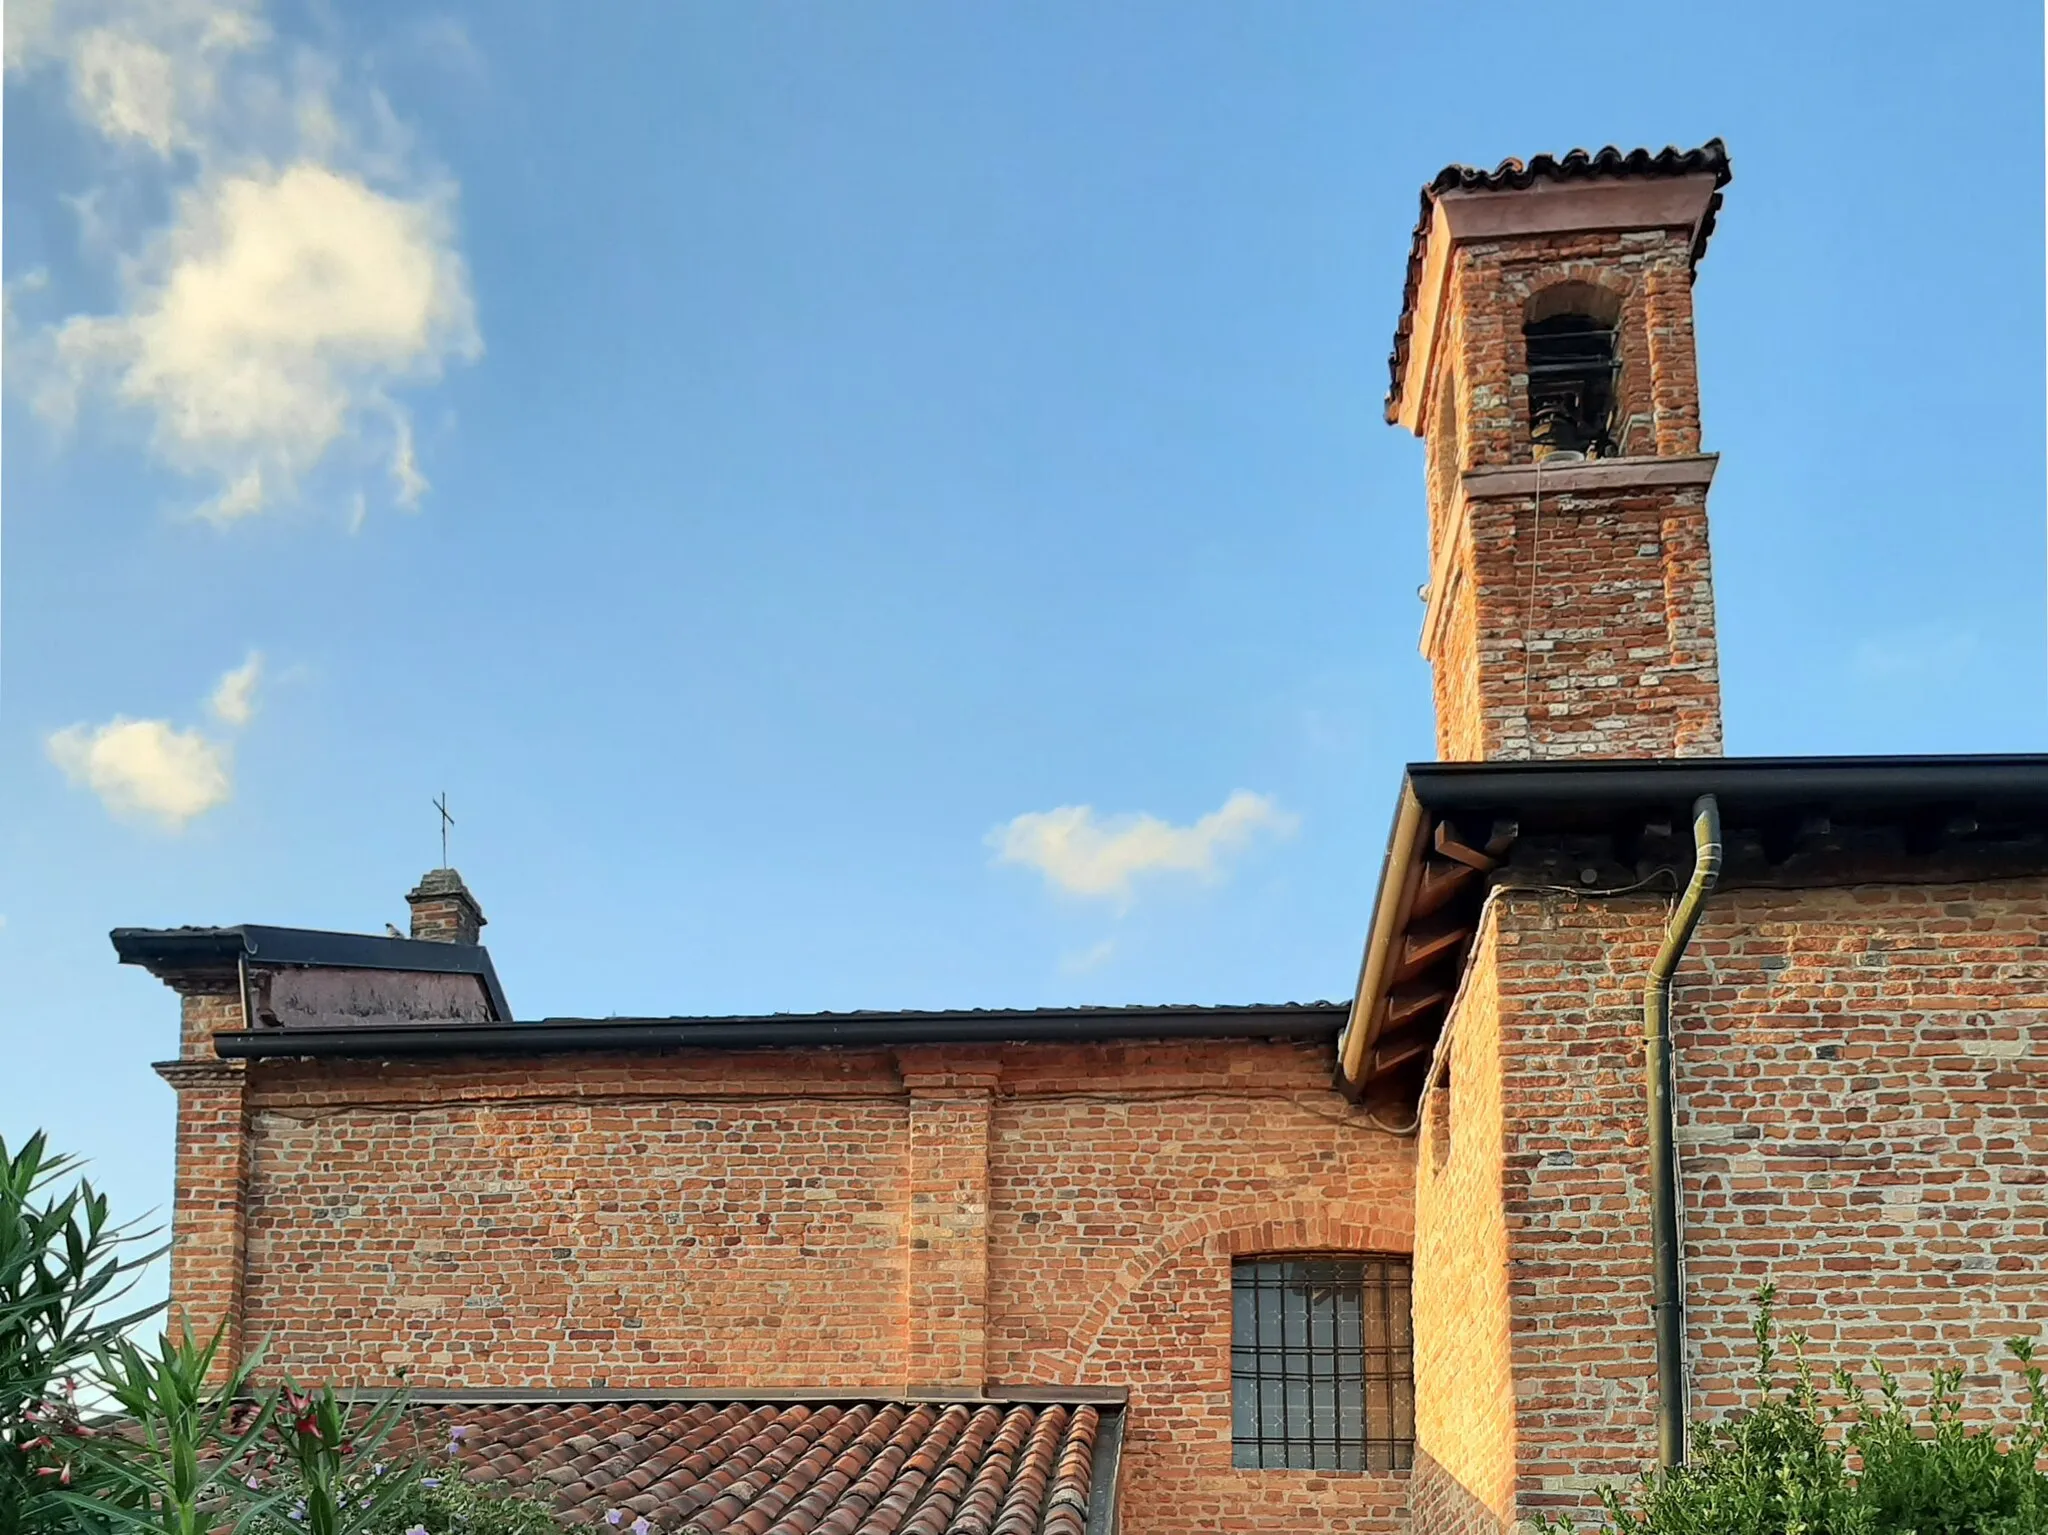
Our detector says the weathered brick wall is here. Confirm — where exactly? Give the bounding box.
[164,1035,1416,1535]
[901,1050,998,1391]
[154,984,253,1373]
[984,1042,1416,1533]
[238,1052,911,1389]
[1441,230,1700,473]
[1411,925,1517,1535]
[1438,881,2048,1529]
[159,1057,251,1367]
[1434,481,1721,761]
[1417,226,1721,763]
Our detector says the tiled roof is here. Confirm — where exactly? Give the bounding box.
[392,1398,1116,1534]
[1384,140,1734,422]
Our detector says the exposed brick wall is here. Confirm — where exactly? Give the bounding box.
[1431,481,1721,761]
[1416,225,1721,763]
[1412,920,1517,1535]
[180,982,242,1058]
[238,1053,911,1389]
[157,1056,251,1373]
[1427,881,2048,1529]
[407,869,485,945]
[154,983,253,1380]
[981,1044,1417,1533]
[160,1035,1415,1535]
[901,1050,997,1391]
[1437,231,1699,472]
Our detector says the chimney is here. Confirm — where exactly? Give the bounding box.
[406,868,486,945]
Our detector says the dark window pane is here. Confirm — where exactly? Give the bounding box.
[1228,1254,1414,1473]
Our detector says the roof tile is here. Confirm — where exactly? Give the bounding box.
[383,1398,1109,1534]
[1384,139,1733,422]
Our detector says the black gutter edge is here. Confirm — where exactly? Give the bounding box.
[1405,752,2048,811]
[1333,752,2048,1100]
[211,1005,1349,1060]
[1086,1402,1125,1535]
[112,924,513,1024]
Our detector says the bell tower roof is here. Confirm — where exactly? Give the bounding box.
[1385,140,1732,430]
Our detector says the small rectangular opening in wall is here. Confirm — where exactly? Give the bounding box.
[1230,1255,1414,1472]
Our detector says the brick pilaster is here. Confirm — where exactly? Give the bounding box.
[154,1057,251,1382]
[896,1049,998,1394]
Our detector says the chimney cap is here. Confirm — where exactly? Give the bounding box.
[408,867,479,903]
[406,867,486,944]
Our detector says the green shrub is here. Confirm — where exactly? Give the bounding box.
[1,1131,163,1532]
[239,1396,561,1535]
[1540,1286,2048,1535]
[2,1132,562,1535]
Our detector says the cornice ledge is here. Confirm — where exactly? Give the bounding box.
[1462,453,1719,500]
[153,1057,246,1088]
[894,1046,1003,1094]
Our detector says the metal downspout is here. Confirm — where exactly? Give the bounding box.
[1646,794,1722,1470]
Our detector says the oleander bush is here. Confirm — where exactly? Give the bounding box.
[3,1132,564,1535]
[1538,1285,2048,1535]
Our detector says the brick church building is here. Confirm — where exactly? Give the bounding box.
[120,142,2046,1534]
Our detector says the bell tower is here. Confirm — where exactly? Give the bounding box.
[1387,143,1731,761]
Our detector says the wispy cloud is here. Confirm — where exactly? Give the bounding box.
[990,789,1298,903]
[8,0,480,525]
[207,650,262,724]
[1058,939,1117,976]
[6,0,267,156]
[49,653,266,829]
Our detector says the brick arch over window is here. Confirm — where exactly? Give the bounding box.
[1054,1203,1409,1376]
[1524,275,1626,328]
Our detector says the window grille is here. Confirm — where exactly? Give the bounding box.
[1525,313,1620,459]
[1230,1255,1414,1472]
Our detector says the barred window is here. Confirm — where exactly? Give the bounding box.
[1230,1255,1414,1472]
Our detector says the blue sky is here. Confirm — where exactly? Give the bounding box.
[3,2,2042,1276]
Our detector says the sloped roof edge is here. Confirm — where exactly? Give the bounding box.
[1384,139,1733,423]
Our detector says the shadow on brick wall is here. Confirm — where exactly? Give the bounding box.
[1411,1448,1513,1535]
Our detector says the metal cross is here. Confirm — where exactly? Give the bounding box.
[433,793,454,868]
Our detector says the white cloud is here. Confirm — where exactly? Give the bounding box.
[46,162,478,521]
[49,652,267,829]
[47,717,233,829]
[990,789,1299,902]
[8,0,478,524]
[6,0,266,155]
[208,650,262,724]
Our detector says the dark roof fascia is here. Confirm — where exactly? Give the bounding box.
[112,924,513,1023]
[1085,1401,1125,1535]
[210,1002,1348,1061]
[1404,753,2048,824]
[1336,752,2048,1096]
